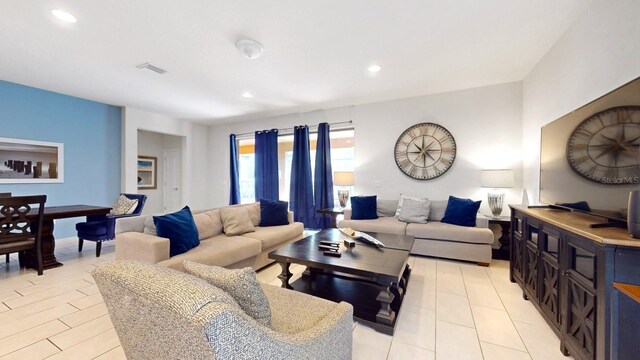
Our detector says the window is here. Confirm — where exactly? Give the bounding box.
[237,129,354,204]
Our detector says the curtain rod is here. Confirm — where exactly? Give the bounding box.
[233,120,353,137]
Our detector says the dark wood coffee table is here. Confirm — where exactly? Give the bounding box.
[268,228,414,334]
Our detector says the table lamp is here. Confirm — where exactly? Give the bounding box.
[481,169,514,217]
[334,171,354,208]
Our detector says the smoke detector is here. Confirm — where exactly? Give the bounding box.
[235,38,264,60]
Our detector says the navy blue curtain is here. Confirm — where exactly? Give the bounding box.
[229,134,241,205]
[254,129,279,201]
[313,123,334,228]
[290,126,316,228]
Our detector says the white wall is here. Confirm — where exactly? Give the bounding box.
[522,0,640,203]
[209,82,523,217]
[122,107,211,212]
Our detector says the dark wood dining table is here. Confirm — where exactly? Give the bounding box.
[23,205,112,270]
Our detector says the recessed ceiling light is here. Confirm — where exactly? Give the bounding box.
[51,10,77,23]
[242,91,253,98]
[368,65,382,73]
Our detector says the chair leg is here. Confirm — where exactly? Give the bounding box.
[96,241,102,257]
[18,251,24,268]
[5,253,9,263]
[78,238,84,252]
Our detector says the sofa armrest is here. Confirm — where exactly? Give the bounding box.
[287,211,294,224]
[201,294,353,359]
[475,215,489,228]
[343,208,352,220]
[115,232,170,264]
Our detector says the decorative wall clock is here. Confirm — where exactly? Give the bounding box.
[394,122,456,180]
[567,106,640,184]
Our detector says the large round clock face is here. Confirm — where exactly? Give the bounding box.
[567,106,640,184]
[394,122,456,180]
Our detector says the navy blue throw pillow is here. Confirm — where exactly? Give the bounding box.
[351,196,378,220]
[259,199,289,226]
[154,206,200,257]
[441,196,481,227]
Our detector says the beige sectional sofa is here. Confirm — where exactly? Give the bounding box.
[115,203,304,271]
[338,199,495,265]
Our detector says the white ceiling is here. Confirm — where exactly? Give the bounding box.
[0,0,591,124]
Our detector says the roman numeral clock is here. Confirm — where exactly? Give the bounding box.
[394,122,456,180]
[567,106,640,184]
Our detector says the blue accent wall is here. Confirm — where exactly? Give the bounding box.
[0,80,121,238]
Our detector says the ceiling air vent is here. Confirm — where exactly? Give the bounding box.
[136,63,167,74]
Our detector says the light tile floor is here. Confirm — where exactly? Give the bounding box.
[0,237,573,360]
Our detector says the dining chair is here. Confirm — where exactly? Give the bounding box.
[0,192,12,263]
[76,193,147,257]
[0,195,47,275]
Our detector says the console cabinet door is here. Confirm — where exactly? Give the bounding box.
[540,226,562,330]
[564,236,598,360]
[510,211,525,285]
[524,221,540,301]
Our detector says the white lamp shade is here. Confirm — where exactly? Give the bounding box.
[480,169,514,188]
[334,171,354,186]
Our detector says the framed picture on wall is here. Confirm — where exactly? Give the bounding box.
[0,137,64,184]
[137,156,157,189]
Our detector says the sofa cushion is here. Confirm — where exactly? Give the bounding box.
[228,202,261,226]
[377,199,399,217]
[158,234,262,271]
[428,200,448,221]
[220,206,256,236]
[397,198,431,224]
[154,206,200,257]
[259,199,289,227]
[351,196,378,220]
[442,196,482,227]
[339,216,407,235]
[394,194,427,217]
[406,222,494,244]
[183,261,271,326]
[193,209,223,240]
[242,222,304,249]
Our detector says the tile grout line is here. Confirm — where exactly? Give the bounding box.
[485,265,533,358]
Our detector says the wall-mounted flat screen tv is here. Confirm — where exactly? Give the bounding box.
[540,77,640,224]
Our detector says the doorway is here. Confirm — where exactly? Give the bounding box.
[137,130,183,214]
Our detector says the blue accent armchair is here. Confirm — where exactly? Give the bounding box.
[76,194,147,257]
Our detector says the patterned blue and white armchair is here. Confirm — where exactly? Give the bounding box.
[93,261,353,360]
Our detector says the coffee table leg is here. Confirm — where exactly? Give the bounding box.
[277,261,293,289]
[376,286,396,325]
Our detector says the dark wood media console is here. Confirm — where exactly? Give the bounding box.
[509,205,640,360]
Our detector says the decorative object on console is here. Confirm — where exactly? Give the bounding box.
[350,196,378,220]
[137,156,157,189]
[153,206,200,257]
[480,169,514,217]
[333,171,354,208]
[393,122,456,180]
[629,190,640,238]
[567,106,640,184]
[259,199,289,227]
[441,196,482,227]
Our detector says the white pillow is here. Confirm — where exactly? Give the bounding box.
[125,199,139,214]
[395,194,428,217]
[110,195,137,215]
[397,198,431,223]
